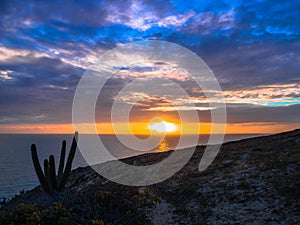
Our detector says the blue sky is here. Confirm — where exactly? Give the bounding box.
[0,0,299,133]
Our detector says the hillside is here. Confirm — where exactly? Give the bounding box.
[1,129,300,224]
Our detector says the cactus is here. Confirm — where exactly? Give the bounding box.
[43,159,52,193]
[57,140,66,184]
[31,132,78,193]
[31,145,50,193]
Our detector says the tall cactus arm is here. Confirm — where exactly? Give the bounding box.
[49,155,57,191]
[57,140,66,183]
[44,159,53,193]
[57,132,78,190]
[31,144,50,193]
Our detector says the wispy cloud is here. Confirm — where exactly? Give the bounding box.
[106,1,194,31]
[0,70,12,80]
[222,83,300,106]
[144,106,216,112]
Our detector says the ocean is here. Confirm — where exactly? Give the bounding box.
[0,134,264,198]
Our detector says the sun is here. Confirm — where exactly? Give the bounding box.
[148,120,178,133]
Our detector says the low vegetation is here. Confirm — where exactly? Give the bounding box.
[0,186,160,225]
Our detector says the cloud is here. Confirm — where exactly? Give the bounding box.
[0,0,109,27]
[0,0,299,130]
[181,9,235,35]
[0,70,12,80]
[226,104,300,123]
[0,55,83,86]
[115,64,191,81]
[0,54,85,124]
[105,0,186,31]
[145,106,216,112]
[221,83,300,106]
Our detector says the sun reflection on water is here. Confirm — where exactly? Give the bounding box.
[156,138,170,152]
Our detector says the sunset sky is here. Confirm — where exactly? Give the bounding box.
[0,0,299,134]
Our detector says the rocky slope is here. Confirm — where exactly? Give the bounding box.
[1,129,300,224]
